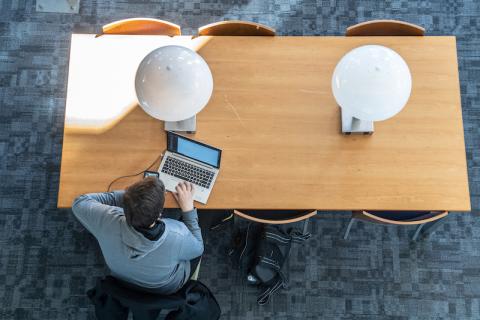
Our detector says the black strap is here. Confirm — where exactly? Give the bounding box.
[257,276,288,305]
[265,227,311,243]
[289,229,311,242]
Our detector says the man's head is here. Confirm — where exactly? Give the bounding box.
[123,177,165,229]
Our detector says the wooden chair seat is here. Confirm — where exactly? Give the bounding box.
[97,18,181,37]
[346,19,425,36]
[355,210,448,225]
[344,210,448,240]
[198,20,275,36]
[233,209,317,236]
[233,209,317,225]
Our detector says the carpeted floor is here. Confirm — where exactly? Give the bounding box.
[0,0,479,319]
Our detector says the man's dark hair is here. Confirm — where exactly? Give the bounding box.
[123,177,165,229]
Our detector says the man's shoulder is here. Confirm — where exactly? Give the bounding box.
[162,218,189,235]
[71,194,126,238]
[89,204,126,222]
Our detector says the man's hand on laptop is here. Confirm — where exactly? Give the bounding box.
[172,181,195,212]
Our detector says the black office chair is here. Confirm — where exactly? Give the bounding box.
[87,275,220,320]
[87,276,184,320]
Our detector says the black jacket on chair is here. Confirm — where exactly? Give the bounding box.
[87,276,221,320]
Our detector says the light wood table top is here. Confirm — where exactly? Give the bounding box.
[58,35,470,211]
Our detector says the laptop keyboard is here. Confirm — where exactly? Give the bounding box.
[161,156,215,189]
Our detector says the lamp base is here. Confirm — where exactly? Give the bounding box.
[341,109,374,135]
[164,116,196,133]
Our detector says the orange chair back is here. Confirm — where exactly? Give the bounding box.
[98,18,181,37]
[198,20,275,36]
[346,19,425,36]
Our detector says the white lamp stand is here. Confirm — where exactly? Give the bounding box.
[164,115,197,133]
[341,109,374,135]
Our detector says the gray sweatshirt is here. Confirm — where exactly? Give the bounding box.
[72,191,204,295]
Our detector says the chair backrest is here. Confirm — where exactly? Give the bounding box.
[88,276,184,312]
[354,210,448,226]
[98,18,181,37]
[233,209,317,224]
[346,19,425,36]
[198,20,276,36]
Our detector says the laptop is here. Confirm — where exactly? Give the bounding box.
[158,131,222,204]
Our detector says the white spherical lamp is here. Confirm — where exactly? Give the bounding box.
[332,45,412,134]
[135,45,213,132]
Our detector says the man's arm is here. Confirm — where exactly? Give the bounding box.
[178,208,204,260]
[172,182,204,259]
[72,191,125,237]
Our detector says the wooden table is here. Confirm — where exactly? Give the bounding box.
[58,34,470,211]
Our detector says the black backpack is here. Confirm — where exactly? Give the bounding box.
[229,222,310,305]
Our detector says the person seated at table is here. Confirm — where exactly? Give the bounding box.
[72,178,203,294]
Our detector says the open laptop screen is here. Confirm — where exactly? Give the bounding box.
[167,131,222,168]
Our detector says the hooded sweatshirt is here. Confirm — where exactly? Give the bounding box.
[72,191,204,295]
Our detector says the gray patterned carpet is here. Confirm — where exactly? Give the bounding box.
[1,0,479,319]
